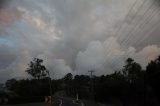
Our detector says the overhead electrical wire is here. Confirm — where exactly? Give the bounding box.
[105,0,147,56]
[104,0,160,70]
[111,0,159,68]
[122,0,158,47]
[102,0,146,68]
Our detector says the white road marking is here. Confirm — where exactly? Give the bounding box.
[73,100,85,106]
[59,99,62,106]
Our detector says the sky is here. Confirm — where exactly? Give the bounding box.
[0,0,160,82]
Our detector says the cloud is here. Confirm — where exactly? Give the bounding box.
[0,0,11,9]
[16,6,60,39]
[75,37,125,75]
[47,59,72,79]
[0,44,17,68]
[0,0,160,82]
[76,37,160,75]
[0,50,32,82]
[0,9,23,31]
[132,45,160,68]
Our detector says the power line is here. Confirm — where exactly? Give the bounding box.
[132,8,160,46]
[103,0,139,56]
[111,18,160,71]
[110,0,159,68]
[104,0,160,70]
[112,0,139,37]
[100,0,141,68]
[103,0,146,68]
[122,0,158,47]
[106,0,147,56]
[116,0,160,67]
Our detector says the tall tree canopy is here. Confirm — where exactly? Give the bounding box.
[146,56,160,97]
[25,58,48,79]
[123,58,142,83]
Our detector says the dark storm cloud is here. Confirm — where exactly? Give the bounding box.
[0,0,11,9]
[0,45,16,68]
[0,0,23,32]
[0,0,160,82]
[153,0,160,8]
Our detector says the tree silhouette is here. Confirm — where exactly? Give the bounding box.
[25,58,48,79]
[123,58,142,83]
[5,78,17,89]
[146,56,160,98]
[6,56,160,105]
[63,73,73,95]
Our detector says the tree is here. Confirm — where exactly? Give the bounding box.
[63,73,73,95]
[123,58,142,83]
[121,58,145,105]
[63,73,73,82]
[5,79,17,89]
[146,56,160,98]
[25,58,48,79]
[73,75,90,98]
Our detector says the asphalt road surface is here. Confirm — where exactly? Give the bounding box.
[52,95,103,106]
[52,91,104,106]
[52,96,81,106]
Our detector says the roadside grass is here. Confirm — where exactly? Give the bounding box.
[2,103,50,106]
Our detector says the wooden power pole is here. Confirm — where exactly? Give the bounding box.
[88,70,95,101]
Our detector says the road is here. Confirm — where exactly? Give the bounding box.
[3,98,103,106]
[52,96,80,106]
[52,91,104,106]
[52,95,103,106]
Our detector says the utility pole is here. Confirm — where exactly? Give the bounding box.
[88,70,95,101]
[47,70,53,105]
[88,70,94,78]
